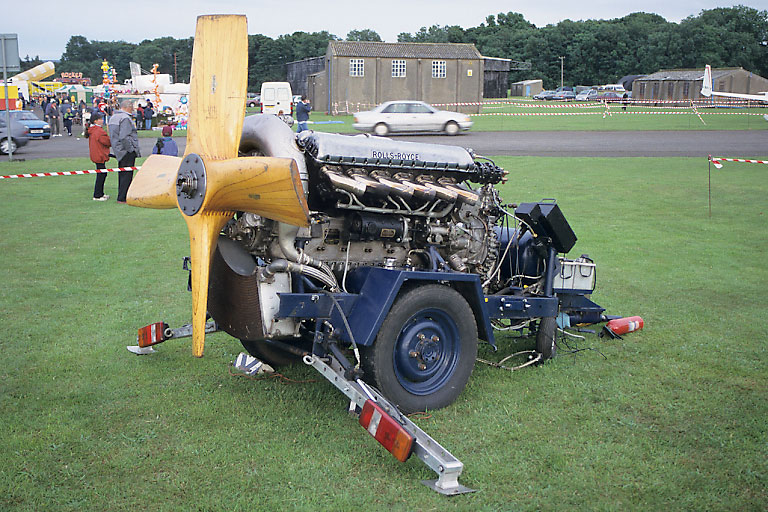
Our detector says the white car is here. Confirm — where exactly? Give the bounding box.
[353,101,473,136]
[576,89,598,101]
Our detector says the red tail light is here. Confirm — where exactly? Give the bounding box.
[359,400,414,462]
[137,322,168,348]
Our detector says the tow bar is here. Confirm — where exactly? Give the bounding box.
[301,353,475,495]
[130,321,474,495]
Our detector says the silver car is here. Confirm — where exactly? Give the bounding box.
[576,89,598,101]
[0,116,30,155]
[353,101,473,136]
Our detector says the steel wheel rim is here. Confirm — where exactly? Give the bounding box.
[393,308,460,395]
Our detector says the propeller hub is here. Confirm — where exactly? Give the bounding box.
[176,153,208,216]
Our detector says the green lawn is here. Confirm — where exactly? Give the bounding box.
[0,155,766,510]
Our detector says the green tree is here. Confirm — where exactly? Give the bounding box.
[346,29,382,42]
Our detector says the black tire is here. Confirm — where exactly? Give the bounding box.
[361,285,478,413]
[0,137,16,155]
[373,123,389,136]
[536,316,557,360]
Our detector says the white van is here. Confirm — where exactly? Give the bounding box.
[260,82,293,115]
[599,84,626,93]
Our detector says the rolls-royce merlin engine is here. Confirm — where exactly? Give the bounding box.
[224,114,508,289]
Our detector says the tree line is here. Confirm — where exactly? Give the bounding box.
[20,5,768,91]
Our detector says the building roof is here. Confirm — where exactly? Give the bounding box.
[635,68,743,81]
[328,41,482,59]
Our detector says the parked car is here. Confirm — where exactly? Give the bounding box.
[0,116,30,155]
[246,93,261,108]
[352,100,473,136]
[9,110,50,139]
[533,90,556,100]
[598,91,624,102]
[576,89,598,101]
[554,86,574,93]
[552,90,576,101]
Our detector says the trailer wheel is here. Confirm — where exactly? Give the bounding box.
[536,316,557,360]
[361,285,478,413]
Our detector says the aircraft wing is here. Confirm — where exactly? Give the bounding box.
[701,65,768,102]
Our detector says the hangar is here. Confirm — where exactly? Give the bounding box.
[632,67,768,101]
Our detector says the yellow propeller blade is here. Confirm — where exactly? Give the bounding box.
[184,211,233,357]
[202,157,309,226]
[186,14,248,159]
[125,14,311,358]
[126,155,181,208]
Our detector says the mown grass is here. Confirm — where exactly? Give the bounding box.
[0,155,766,510]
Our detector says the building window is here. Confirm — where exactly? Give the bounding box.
[392,60,406,78]
[718,80,726,91]
[349,59,364,77]
[667,82,675,97]
[683,82,690,98]
[638,83,645,96]
[432,60,446,78]
[651,82,660,98]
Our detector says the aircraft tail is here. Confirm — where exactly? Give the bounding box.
[701,65,713,97]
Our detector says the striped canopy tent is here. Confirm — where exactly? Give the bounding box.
[54,84,93,103]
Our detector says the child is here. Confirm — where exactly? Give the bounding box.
[152,125,179,156]
[86,113,112,201]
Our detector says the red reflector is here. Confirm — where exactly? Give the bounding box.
[137,322,167,348]
[359,400,414,462]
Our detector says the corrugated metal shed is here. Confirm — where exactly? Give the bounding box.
[328,41,482,59]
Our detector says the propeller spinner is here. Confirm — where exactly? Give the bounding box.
[126,14,310,357]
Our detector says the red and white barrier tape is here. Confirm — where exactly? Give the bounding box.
[0,166,138,180]
[470,111,766,117]
[432,98,761,107]
[709,156,768,169]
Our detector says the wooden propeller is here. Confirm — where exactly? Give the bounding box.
[126,15,309,357]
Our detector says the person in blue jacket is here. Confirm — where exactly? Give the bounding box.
[152,125,179,156]
[295,95,311,132]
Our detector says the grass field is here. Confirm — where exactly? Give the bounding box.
[0,154,766,510]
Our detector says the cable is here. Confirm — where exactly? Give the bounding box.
[319,289,361,368]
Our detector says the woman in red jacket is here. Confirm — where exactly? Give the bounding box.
[86,112,112,201]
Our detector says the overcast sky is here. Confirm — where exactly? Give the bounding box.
[4,1,763,61]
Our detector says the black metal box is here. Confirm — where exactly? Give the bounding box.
[515,201,577,253]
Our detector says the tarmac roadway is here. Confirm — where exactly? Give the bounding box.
[2,128,767,162]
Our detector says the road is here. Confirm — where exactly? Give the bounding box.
[2,129,766,162]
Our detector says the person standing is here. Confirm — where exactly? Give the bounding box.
[151,125,179,156]
[143,101,154,131]
[295,95,311,133]
[135,103,144,130]
[46,99,61,136]
[108,100,140,203]
[62,103,74,136]
[86,112,112,201]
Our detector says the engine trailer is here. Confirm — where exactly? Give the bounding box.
[130,114,607,495]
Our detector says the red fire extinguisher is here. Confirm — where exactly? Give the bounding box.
[600,316,644,339]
